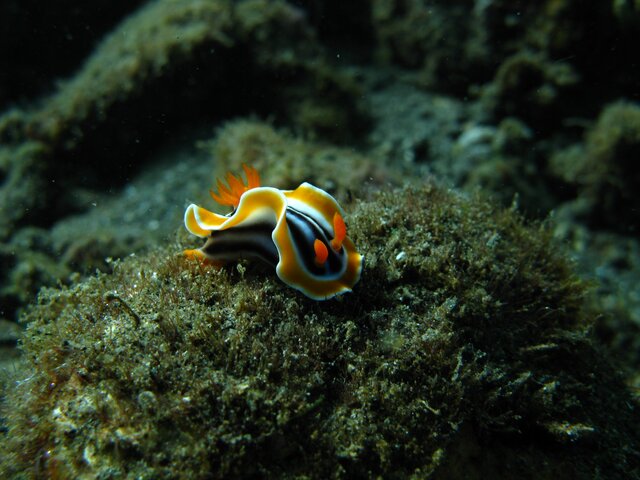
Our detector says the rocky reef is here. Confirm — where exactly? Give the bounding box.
[1,0,639,478]
[3,180,638,478]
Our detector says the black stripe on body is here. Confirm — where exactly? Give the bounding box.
[286,207,344,277]
[201,223,279,266]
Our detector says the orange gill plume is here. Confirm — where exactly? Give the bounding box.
[209,164,261,208]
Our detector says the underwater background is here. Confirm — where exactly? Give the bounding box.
[0,1,639,478]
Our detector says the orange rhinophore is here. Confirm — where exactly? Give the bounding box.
[330,212,346,251]
[314,239,329,266]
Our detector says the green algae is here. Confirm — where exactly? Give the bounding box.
[1,182,637,479]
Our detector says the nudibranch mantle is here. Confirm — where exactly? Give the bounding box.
[184,166,362,300]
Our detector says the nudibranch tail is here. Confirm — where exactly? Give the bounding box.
[184,167,362,300]
[184,248,205,260]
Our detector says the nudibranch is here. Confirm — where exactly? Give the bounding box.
[184,164,362,300]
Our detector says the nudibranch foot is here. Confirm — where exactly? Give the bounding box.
[184,167,362,300]
[183,248,226,267]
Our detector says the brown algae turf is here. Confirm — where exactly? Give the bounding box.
[1,182,638,479]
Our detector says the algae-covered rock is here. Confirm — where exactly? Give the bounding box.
[579,101,640,230]
[0,0,366,240]
[202,119,393,201]
[480,51,579,134]
[550,101,640,232]
[1,182,637,479]
[370,0,637,98]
